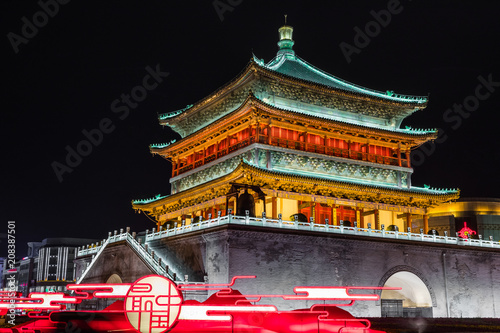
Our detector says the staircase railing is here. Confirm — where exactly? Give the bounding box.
[76,231,177,283]
[76,237,111,284]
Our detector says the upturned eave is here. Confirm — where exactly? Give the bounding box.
[158,58,429,131]
[150,93,437,158]
[132,161,459,217]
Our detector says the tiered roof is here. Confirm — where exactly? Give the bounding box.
[151,93,436,158]
[133,24,458,212]
[132,160,458,216]
[157,25,430,139]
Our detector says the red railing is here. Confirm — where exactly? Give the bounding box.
[271,137,404,167]
[172,134,407,177]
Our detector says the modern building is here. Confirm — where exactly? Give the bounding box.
[2,238,96,296]
[16,242,42,296]
[411,197,500,239]
[0,258,11,291]
[35,238,97,292]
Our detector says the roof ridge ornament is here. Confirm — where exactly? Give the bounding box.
[277,15,295,57]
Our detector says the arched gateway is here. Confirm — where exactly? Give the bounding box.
[379,267,434,318]
[106,273,123,284]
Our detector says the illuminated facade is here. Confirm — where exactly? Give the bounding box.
[3,238,96,296]
[411,197,500,239]
[132,24,459,232]
[73,25,500,320]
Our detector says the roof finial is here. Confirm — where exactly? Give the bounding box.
[277,16,294,56]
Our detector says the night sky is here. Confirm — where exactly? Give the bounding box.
[3,1,500,255]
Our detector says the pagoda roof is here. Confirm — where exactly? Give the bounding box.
[158,58,429,137]
[250,92,436,136]
[159,53,428,121]
[157,24,434,138]
[254,53,428,105]
[132,160,459,213]
[150,92,436,154]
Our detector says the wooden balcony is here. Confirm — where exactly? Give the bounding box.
[173,134,408,177]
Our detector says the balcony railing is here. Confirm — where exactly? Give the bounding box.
[143,214,500,249]
[173,134,407,177]
[74,215,498,284]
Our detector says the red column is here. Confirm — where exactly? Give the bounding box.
[375,209,380,229]
[357,208,364,228]
[272,197,277,219]
[315,203,321,224]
